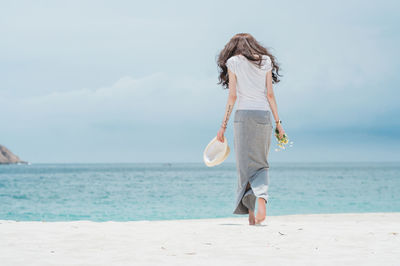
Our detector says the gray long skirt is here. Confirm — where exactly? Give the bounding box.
[233,109,273,214]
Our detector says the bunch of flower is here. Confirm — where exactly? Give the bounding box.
[274,128,293,152]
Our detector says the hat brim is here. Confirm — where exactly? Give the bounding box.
[203,136,230,167]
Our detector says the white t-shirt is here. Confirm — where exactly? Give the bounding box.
[226,54,273,111]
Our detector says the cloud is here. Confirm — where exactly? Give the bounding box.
[0,72,226,131]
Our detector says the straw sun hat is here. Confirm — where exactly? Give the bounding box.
[203,135,230,167]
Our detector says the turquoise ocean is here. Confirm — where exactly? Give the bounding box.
[0,162,399,221]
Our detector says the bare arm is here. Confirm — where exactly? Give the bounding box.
[217,69,237,142]
[266,71,279,122]
[266,70,285,137]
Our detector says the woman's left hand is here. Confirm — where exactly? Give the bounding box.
[276,123,285,139]
[217,127,226,142]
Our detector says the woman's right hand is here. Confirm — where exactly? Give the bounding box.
[217,127,226,143]
[276,123,285,139]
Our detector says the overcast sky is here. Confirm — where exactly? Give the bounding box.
[1,0,399,163]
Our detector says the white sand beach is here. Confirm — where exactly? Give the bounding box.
[0,212,399,266]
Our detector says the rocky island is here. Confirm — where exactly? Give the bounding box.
[0,145,28,164]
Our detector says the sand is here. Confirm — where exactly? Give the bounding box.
[0,212,399,266]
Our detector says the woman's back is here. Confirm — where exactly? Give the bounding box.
[226,54,273,112]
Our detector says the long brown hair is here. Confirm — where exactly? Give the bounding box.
[217,33,282,89]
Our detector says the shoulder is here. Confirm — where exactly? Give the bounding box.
[226,55,240,72]
[226,55,243,69]
[261,55,273,71]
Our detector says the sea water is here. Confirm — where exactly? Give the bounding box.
[0,162,399,221]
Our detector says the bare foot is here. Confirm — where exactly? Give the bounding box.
[248,210,255,225]
[255,198,266,224]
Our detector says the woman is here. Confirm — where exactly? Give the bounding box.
[216,33,285,225]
